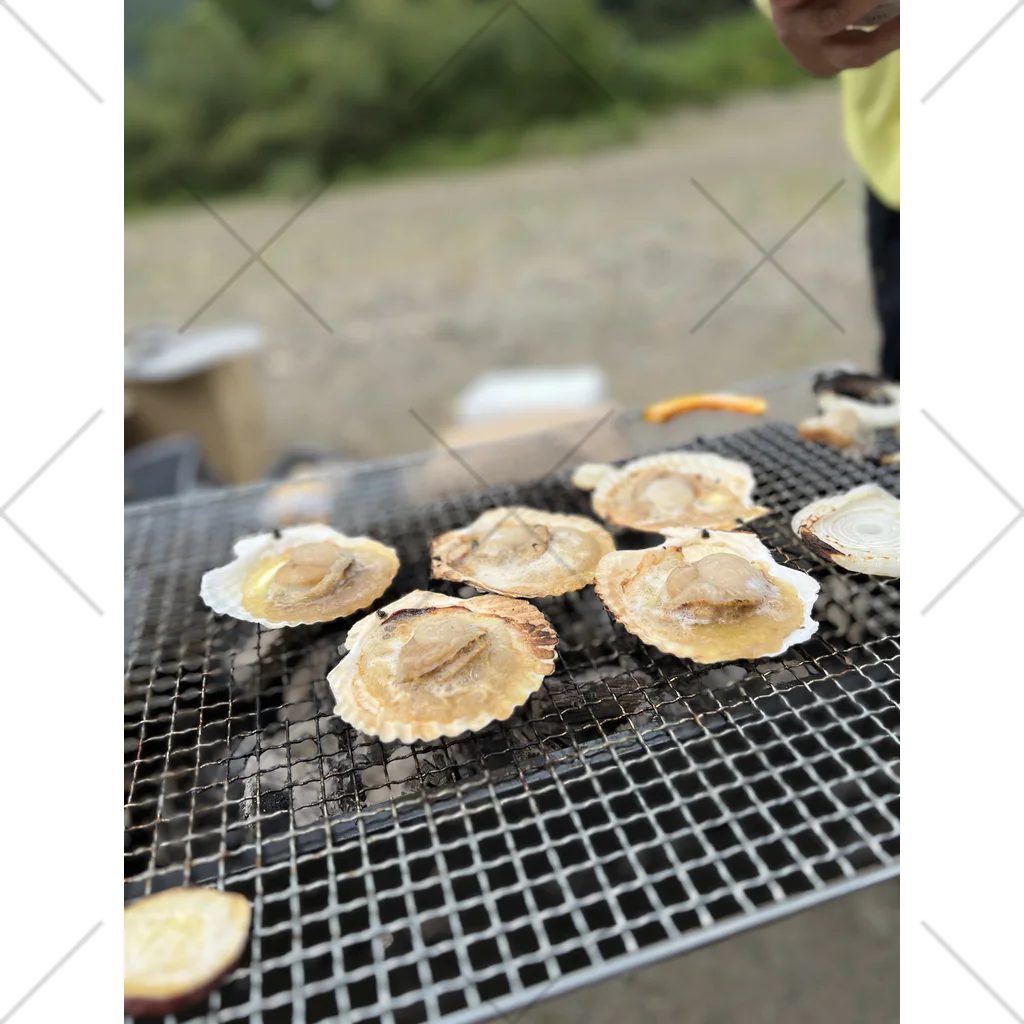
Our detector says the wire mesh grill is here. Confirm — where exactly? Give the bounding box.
[124,423,899,1024]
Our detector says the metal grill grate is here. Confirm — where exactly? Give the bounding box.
[124,423,899,1024]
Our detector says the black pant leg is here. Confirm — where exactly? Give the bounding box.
[866,188,900,381]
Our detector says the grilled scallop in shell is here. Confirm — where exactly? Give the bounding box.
[200,524,400,628]
[812,370,900,430]
[594,529,819,664]
[430,506,615,598]
[328,590,558,743]
[792,483,900,577]
[571,451,769,534]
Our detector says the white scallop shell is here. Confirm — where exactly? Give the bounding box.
[574,451,768,533]
[595,529,820,663]
[791,484,900,577]
[430,506,615,598]
[818,384,900,431]
[571,463,616,491]
[328,591,558,743]
[342,590,462,650]
[199,524,400,628]
[657,529,820,650]
[260,476,334,528]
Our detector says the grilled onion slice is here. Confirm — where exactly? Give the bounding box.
[792,484,900,577]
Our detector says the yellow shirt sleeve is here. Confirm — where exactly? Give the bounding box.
[749,0,899,208]
[840,54,900,209]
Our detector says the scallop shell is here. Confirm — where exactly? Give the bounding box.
[818,391,900,431]
[815,373,900,431]
[798,407,867,450]
[260,474,333,527]
[200,524,400,628]
[328,590,558,743]
[594,529,819,664]
[572,451,769,534]
[430,506,615,598]
[791,484,900,577]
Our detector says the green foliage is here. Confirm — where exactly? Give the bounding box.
[601,0,750,40]
[207,0,330,44]
[623,14,810,104]
[125,1,808,207]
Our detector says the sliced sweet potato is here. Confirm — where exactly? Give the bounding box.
[124,887,251,1017]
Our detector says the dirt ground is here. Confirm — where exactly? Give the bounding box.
[125,83,878,464]
[520,879,899,1024]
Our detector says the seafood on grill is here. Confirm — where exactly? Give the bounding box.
[792,483,900,577]
[798,406,868,450]
[594,529,819,664]
[571,451,769,534]
[811,369,900,431]
[200,524,399,628]
[328,590,558,743]
[430,506,615,598]
[260,463,334,527]
[124,887,252,1016]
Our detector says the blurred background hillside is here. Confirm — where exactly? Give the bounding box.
[126,0,803,205]
[125,0,877,464]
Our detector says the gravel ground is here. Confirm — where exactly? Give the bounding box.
[125,83,878,463]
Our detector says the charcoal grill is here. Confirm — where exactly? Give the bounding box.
[124,415,899,1024]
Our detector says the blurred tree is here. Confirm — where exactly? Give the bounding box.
[125,0,803,205]
[207,0,331,43]
[125,0,189,68]
[604,0,750,38]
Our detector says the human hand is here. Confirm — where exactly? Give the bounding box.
[768,0,900,75]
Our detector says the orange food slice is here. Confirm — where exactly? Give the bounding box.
[643,393,767,424]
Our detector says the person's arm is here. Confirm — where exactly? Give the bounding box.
[753,0,900,75]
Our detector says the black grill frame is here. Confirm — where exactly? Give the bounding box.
[124,423,899,1024]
